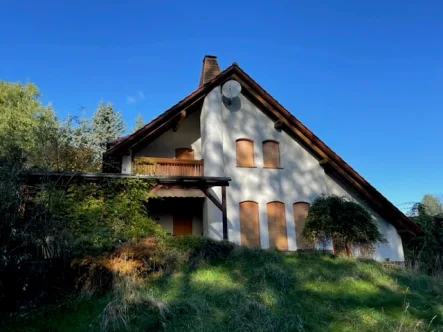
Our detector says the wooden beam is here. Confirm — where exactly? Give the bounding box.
[222,186,228,240]
[201,188,223,211]
[274,119,284,130]
[150,184,163,194]
[173,110,186,132]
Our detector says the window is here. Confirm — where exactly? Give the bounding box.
[175,148,194,160]
[236,139,255,167]
[239,201,260,247]
[293,202,313,250]
[263,140,280,168]
[267,201,288,250]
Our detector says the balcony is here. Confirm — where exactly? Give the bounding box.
[132,157,204,177]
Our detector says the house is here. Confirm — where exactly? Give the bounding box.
[104,55,421,262]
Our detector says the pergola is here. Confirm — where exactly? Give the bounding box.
[20,171,231,240]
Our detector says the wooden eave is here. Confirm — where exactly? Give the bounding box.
[105,65,238,156]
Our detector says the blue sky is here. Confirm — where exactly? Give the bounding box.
[1,1,442,209]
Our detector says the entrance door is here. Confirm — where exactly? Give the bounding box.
[173,211,193,236]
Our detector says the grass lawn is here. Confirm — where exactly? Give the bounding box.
[2,241,443,331]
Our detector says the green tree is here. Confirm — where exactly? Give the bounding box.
[133,113,144,132]
[91,101,125,161]
[403,202,443,274]
[0,81,58,167]
[302,195,384,256]
[56,115,98,172]
[421,194,443,217]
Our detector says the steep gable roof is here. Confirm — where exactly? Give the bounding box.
[105,61,422,236]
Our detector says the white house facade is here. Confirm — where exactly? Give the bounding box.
[105,56,421,262]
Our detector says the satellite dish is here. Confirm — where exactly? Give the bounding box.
[222,80,241,104]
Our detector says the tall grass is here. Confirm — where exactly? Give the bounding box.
[2,236,443,331]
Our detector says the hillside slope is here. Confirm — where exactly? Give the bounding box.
[3,238,443,332]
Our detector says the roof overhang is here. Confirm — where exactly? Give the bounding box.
[20,171,230,188]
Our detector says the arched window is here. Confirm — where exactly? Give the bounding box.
[293,202,313,250]
[175,148,194,160]
[239,201,260,247]
[262,140,280,168]
[267,201,288,250]
[236,139,255,167]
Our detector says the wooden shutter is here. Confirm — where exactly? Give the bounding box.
[293,202,313,250]
[267,201,288,250]
[263,141,280,168]
[236,139,254,167]
[239,201,260,247]
[175,148,194,160]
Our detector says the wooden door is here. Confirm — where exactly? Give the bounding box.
[175,148,194,160]
[173,211,193,236]
[293,202,312,250]
[239,201,260,247]
[267,201,288,250]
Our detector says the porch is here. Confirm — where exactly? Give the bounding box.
[146,197,204,236]
[20,171,230,240]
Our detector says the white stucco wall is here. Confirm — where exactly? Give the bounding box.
[200,87,225,240]
[134,110,202,159]
[122,152,132,174]
[199,88,405,262]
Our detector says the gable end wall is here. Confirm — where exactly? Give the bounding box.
[200,89,404,262]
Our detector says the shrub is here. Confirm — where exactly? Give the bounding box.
[35,178,167,257]
[302,195,384,256]
[167,235,235,263]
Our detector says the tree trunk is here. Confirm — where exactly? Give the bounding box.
[345,241,352,257]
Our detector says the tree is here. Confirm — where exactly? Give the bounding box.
[91,101,125,161]
[0,81,58,167]
[55,115,98,172]
[421,194,443,217]
[403,201,443,274]
[302,195,384,256]
[133,113,144,132]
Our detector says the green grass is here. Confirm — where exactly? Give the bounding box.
[2,239,443,331]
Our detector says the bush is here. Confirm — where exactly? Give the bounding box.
[35,179,167,257]
[167,235,235,263]
[0,176,167,311]
[303,194,384,256]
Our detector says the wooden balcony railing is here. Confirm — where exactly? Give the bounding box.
[132,157,204,177]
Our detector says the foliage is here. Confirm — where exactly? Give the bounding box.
[35,179,166,256]
[3,246,443,332]
[133,113,144,132]
[0,81,59,168]
[0,155,27,267]
[302,195,384,256]
[421,194,443,217]
[0,80,102,172]
[403,202,443,275]
[91,101,125,162]
[54,115,99,172]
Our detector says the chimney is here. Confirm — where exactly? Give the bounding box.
[199,55,221,87]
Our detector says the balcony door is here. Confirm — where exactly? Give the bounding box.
[175,148,194,160]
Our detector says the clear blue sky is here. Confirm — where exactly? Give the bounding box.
[1,1,442,209]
